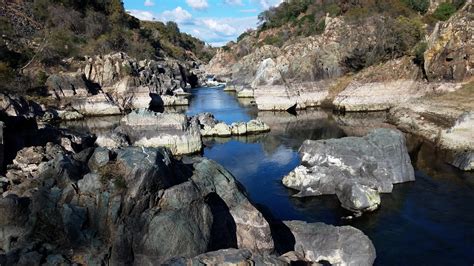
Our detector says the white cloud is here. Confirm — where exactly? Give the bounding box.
[186,0,209,10]
[224,0,243,5]
[240,9,258,13]
[144,0,154,7]
[127,10,155,21]
[202,19,236,36]
[180,16,258,46]
[160,7,193,23]
[259,0,283,9]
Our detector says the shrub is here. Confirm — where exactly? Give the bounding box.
[0,62,14,87]
[262,34,284,47]
[402,0,430,14]
[393,16,424,54]
[433,3,456,21]
[325,3,342,17]
[35,71,49,87]
[413,41,428,66]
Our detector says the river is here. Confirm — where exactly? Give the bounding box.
[62,86,474,265]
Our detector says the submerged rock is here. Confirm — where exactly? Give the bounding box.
[283,128,414,214]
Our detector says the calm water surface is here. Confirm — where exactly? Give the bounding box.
[187,87,474,266]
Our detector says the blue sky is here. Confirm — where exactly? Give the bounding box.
[124,0,284,46]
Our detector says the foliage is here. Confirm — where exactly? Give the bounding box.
[0,62,14,86]
[402,0,430,14]
[413,41,427,66]
[262,34,285,47]
[35,71,49,87]
[433,3,457,21]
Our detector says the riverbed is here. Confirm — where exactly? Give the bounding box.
[62,86,474,265]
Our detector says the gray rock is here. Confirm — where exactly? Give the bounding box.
[0,195,30,252]
[191,159,274,254]
[284,221,376,266]
[283,128,414,214]
[87,147,111,173]
[168,248,289,265]
[450,151,474,171]
[336,181,381,215]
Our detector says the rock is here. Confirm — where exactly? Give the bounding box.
[450,151,474,171]
[388,86,474,171]
[201,122,232,137]
[284,221,376,265]
[119,109,202,155]
[0,195,30,252]
[168,248,289,265]
[87,147,111,172]
[237,88,255,98]
[46,73,90,99]
[251,58,283,88]
[194,112,218,128]
[424,2,473,82]
[198,116,270,137]
[246,119,270,134]
[191,159,275,254]
[336,181,381,215]
[0,121,3,173]
[121,109,187,129]
[230,122,247,135]
[283,128,414,214]
[0,93,42,118]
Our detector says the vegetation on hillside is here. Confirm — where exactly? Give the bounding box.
[0,0,214,93]
[242,0,466,72]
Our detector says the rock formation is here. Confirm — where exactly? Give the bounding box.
[45,53,198,117]
[283,128,415,215]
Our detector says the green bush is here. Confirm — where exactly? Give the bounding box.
[433,3,457,21]
[413,41,427,65]
[393,16,424,53]
[262,34,284,47]
[325,4,341,17]
[0,62,14,85]
[35,71,49,87]
[402,0,430,14]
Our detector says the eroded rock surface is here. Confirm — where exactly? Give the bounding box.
[283,128,415,214]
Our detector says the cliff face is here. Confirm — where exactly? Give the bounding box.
[424,2,474,81]
[45,53,201,117]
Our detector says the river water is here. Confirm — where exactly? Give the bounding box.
[187,87,474,266]
[62,87,474,265]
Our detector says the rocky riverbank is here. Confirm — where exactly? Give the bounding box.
[0,112,376,265]
[204,1,473,171]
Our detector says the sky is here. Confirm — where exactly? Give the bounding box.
[124,0,284,46]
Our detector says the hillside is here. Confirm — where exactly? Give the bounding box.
[208,0,469,82]
[0,0,215,93]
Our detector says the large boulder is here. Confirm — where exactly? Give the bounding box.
[191,159,275,253]
[116,109,202,155]
[284,221,376,265]
[283,128,415,214]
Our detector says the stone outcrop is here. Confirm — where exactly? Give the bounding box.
[283,128,415,215]
[116,109,202,155]
[389,82,474,171]
[284,221,376,265]
[194,112,270,137]
[424,2,473,82]
[45,53,196,117]
[0,144,278,264]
